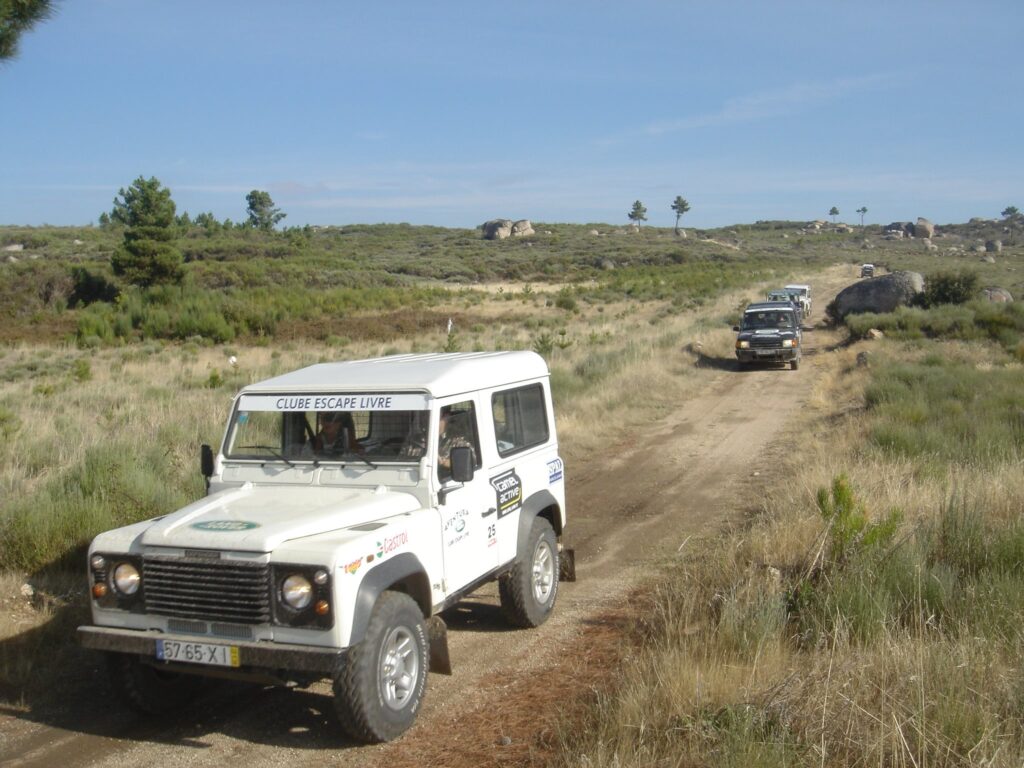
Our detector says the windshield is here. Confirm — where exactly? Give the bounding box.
[742,311,795,330]
[224,393,430,463]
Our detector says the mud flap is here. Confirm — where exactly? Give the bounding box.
[425,616,452,675]
[559,547,576,582]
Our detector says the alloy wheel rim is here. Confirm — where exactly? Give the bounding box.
[531,539,554,604]
[379,625,419,711]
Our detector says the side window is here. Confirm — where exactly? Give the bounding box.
[491,384,549,458]
[437,401,481,480]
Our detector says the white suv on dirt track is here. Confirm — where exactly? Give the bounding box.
[78,351,573,742]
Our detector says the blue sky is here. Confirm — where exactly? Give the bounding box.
[2,1,1021,229]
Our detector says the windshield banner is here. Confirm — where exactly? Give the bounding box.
[239,394,431,412]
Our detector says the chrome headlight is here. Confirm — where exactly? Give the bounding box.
[112,562,141,595]
[782,339,796,348]
[281,574,313,610]
[736,340,750,349]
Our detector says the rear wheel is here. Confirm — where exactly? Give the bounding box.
[499,516,559,628]
[107,653,203,715]
[333,591,428,743]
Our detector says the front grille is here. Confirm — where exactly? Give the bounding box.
[167,618,208,635]
[750,336,783,349]
[144,556,271,624]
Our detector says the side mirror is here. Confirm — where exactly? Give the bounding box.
[450,446,474,483]
[732,325,740,332]
[200,444,214,478]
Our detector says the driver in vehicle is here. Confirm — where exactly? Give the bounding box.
[303,411,360,457]
[437,407,473,478]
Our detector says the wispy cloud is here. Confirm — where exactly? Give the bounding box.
[644,73,899,136]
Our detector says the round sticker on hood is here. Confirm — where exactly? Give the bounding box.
[191,520,260,531]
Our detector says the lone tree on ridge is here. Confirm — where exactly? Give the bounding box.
[856,206,868,227]
[829,206,839,223]
[246,190,287,230]
[628,200,647,229]
[670,196,691,236]
[109,176,183,287]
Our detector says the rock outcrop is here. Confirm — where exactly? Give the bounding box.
[916,217,936,239]
[481,219,513,240]
[981,287,1013,303]
[482,219,535,239]
[828,271,924,322]
[511,220,534,237]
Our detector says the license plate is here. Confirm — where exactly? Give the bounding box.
[756,349,778,356]
[156,639,240,667]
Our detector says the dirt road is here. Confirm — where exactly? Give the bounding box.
[0,273,849,768]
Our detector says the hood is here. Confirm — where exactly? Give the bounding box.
[140,483,420,552]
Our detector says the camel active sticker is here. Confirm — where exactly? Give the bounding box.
[191,520,260,531]
[490,469,522,519]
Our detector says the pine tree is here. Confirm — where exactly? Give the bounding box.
[246,190,287,230]
[627,200,647,229]
[109,177,183,287]
[670,196,691,235]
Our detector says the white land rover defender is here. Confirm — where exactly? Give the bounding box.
[78,352,573,742]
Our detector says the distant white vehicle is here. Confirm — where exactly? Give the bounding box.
[79,352,573,743]
[784,284,812,316]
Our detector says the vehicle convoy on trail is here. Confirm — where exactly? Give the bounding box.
[734,300,803,370]
[78,351,574,743]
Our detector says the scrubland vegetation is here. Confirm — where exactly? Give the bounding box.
[2,218,1023,765]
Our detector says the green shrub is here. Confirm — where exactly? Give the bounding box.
[68,266,119,306]
[916,270,979,308]
[815,474,902,567]
[71,359,92,382]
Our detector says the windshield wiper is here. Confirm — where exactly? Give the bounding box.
[335,447,378,470]
[238,445,295,467]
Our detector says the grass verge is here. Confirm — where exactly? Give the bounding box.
[549,319,1024,766]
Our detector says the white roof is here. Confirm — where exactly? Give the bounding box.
[785,284,810,291]
[241,352,549,399]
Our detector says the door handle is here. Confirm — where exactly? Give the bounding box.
[482,507,496,518]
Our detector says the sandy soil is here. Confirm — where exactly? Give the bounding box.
[0,271,851,768]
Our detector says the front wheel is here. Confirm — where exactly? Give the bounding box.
[499,516,559,628]
[107,653,204,715]
[333,591,428,743]
[790,357,800,370]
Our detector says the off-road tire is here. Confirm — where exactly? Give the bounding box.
[107,653,203,715]
[333,591,428,743]
[790,357,800,370]
[499,516,559,628]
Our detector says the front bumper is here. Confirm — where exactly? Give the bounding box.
[736,348,798,363]
[78,625,343,674]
